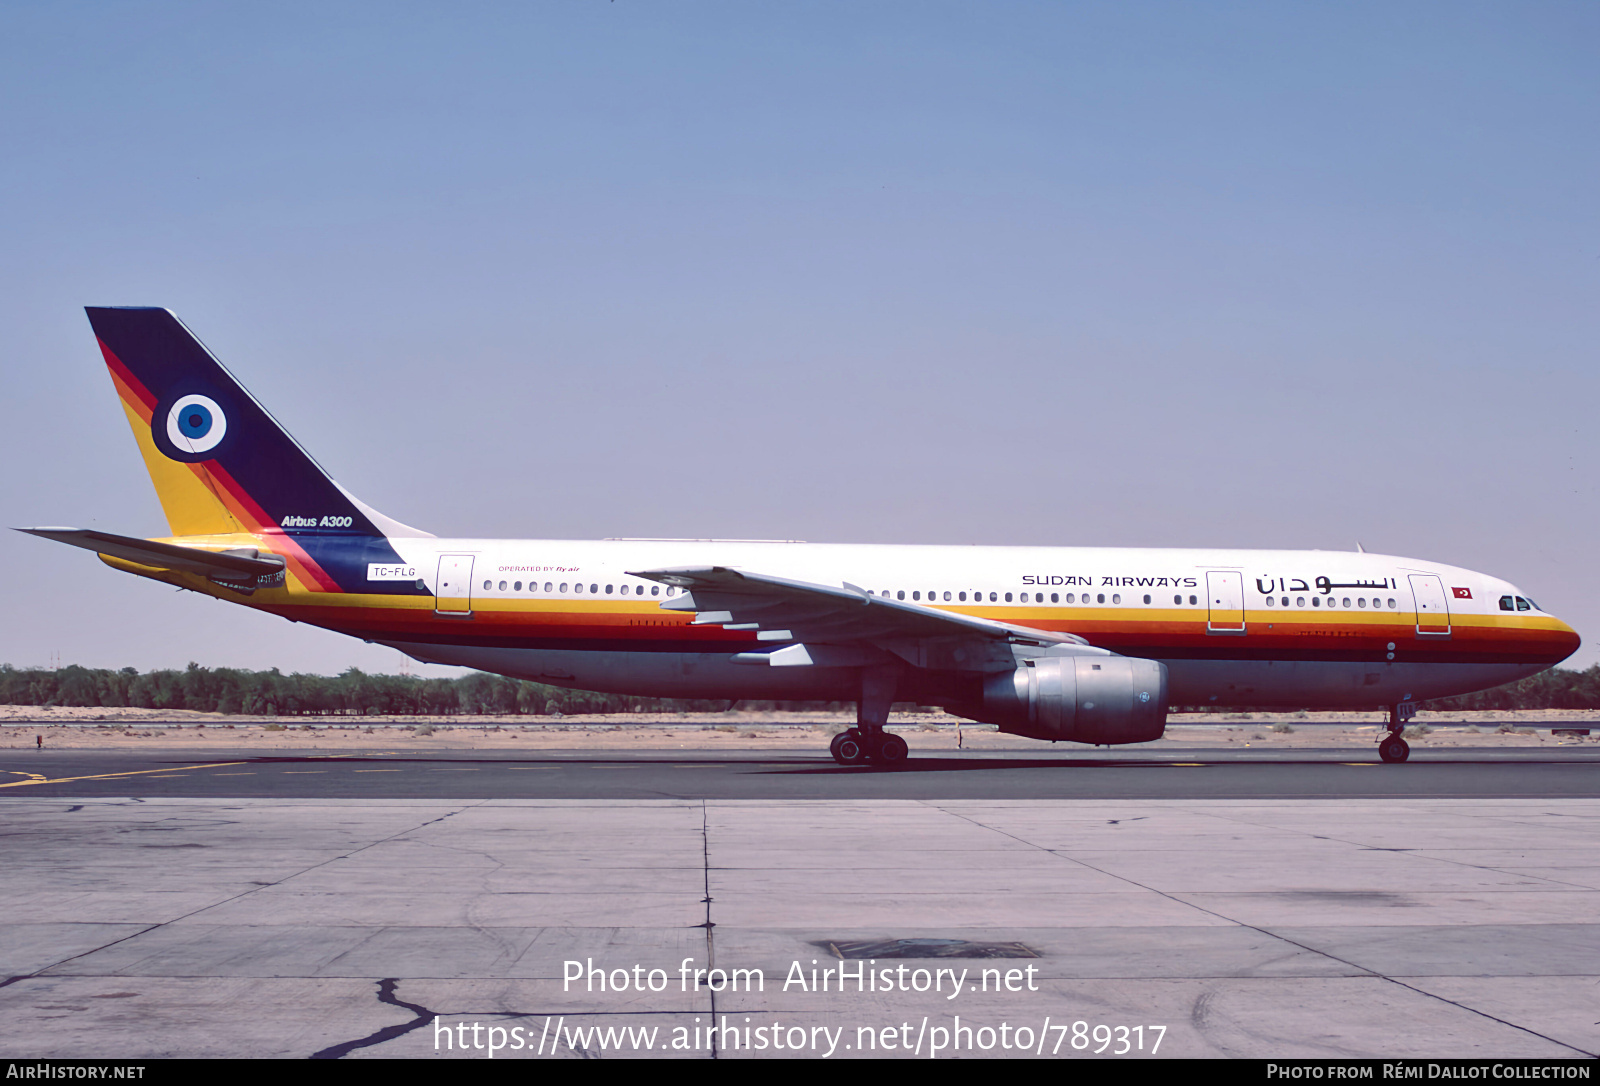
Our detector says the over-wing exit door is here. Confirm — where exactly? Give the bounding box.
[435,555,474,615]
[1207,571,1245,633]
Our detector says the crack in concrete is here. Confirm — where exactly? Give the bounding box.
[310,977,436,1059]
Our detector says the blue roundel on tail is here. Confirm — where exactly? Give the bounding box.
[159,393,229,459]
[178,403,212,438]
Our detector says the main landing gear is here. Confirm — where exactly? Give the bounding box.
[1379,702,1415,763]
[830,728,909,766]
[830,664,910,766]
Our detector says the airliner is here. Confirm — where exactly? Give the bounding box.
[20,308,1580,765]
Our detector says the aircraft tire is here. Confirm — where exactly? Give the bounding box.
[832,731,867,765]
[872,733,909,765]
[1378,736,1411,764]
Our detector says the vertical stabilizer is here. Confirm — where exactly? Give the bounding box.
[86,307,428,541]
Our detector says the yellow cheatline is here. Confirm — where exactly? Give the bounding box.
[4,772,47,782]
[1170,763,1205,767]
[0,761,248,788]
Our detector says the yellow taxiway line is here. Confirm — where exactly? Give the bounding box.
[0,761,249,789]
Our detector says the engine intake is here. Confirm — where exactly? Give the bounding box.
[978,656,1168,744]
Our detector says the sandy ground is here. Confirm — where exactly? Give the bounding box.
[1,705,1596,751]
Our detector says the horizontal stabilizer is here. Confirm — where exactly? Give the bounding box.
[16,527,286,578]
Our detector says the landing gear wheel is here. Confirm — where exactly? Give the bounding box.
[1378,736,1411,763]
[871,733,909,765]
[832,730,868,765]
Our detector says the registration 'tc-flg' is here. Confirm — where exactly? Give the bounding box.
[22,308,1581,765]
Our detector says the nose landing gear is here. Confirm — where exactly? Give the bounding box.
[1379,702,1415,763]
[1378,734,1410,763]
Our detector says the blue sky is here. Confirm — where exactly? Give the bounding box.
[3,1,1597,673]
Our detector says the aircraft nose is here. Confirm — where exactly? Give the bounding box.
[1549,616,1582,664]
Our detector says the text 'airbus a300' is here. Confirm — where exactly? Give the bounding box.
[21,308,1580,764]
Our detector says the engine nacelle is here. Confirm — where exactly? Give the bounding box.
[978,656,1168,744]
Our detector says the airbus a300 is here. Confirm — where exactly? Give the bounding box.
[21,308,1581,764]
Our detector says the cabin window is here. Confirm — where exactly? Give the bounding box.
[958,592,967,602]
[666,587,676,597]
[1112,594,1121,604]
[1296,597,1305,607]
[1002,592,1011,602]
[652,586,660,596]
[1358,597,1367,608]
[1174,594,1182,605]
[943,591,952,601]
[1143,594,1151,604]
[1311,597,1320,607]
[575,583,584,594]
[1266,596,1275,607]
[1341,598,1350,608]
[513,581,522,591]
[1387,598,1396,608]
[1097,593,1105,604]
[1051,593,1059,603]
[559,583,568,593]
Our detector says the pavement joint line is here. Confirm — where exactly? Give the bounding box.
[700,797,719,1059]
[942,800,1600,1059]
[0,761,249,788]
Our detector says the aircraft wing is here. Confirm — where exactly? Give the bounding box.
[16,527,285,582]
[628,565,1103,671]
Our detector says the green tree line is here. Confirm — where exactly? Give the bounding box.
[0,663,848,717]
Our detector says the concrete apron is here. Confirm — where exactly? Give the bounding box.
[1,797,1597,1060]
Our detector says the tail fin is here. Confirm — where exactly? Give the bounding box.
[86,307,427,541]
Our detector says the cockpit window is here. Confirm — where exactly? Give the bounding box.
[1500,596,1515,612]
[1516,597,1531,611]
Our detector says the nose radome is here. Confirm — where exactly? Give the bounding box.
[1550,618,1581,663]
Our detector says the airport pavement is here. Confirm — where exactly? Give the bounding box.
[1,794,1598,1059]
[6,744,1600,800]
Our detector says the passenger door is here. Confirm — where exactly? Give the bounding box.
[1408,574,1451,637]
[1206,571,1246,633]
[435,555,474,615]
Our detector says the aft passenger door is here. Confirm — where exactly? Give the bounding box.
[1409,574,1451,637]
[435,555,474,615]
[1206,571,1246,633]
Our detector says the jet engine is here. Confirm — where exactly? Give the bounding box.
[976,656,1168,744]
